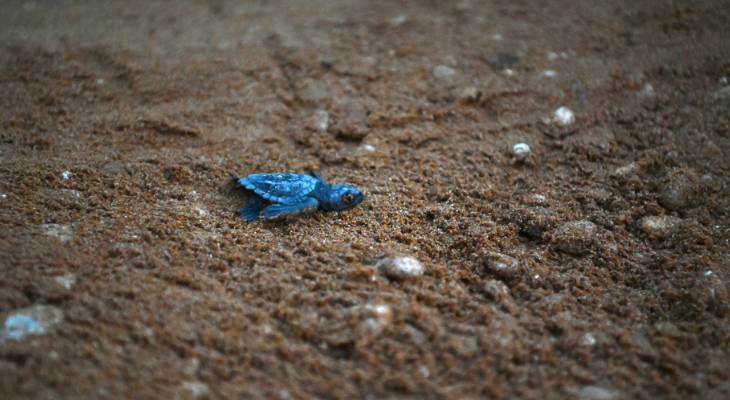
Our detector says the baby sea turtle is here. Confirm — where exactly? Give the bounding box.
[237,172,364,221]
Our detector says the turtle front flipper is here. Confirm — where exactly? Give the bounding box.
[261,198,319,220]
[240,196,266,221]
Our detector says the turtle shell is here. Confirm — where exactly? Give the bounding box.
[239,173,320,204]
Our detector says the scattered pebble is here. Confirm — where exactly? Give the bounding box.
[580,332,597,346]
[525,194,548,206]
[640,215,681,239]
[96,78,105,85]
[377,256,425,280]
[553,106,575,126]
[491,33,503,41]
[503,68,515,77]
[547,51,559,61]
[358,303,393,336]
[639,82,655,97]
[512,143,531,162]
[40,224,73,242]
[488,52,520,69]
[390,15,407,26]
[1,305,64,342]
[483,252,521,280]
[659,173,697,211]
[721,76,728,85]
[61,170,72,180]
[513,207,556,240]
[358,143,376,153]
[711,85,730,101]
[459,86,481,102]
[541,70,558,78]
[611,162,637,178]
[552,220,597,255]
[181,381,210,399]
[54,274,76,290]
[0,193,6,199]
[704,270,714,277]
[432,65,456,79]
[579,385,619,400]
[333,101,370,140]
[312,110,330,132]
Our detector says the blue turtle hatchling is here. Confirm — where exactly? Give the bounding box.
[237,172,364,221]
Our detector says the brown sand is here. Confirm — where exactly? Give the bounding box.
[1,1,729,399]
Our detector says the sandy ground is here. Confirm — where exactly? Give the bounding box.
[1,0,729,399]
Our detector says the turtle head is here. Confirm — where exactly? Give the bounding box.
[321,183,364,211]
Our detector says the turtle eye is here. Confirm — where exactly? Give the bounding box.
[341,192,355,204]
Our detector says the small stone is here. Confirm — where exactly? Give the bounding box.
[525,194,548,206]
[640,215,681,239]
[358,144,376,153]
[659,173,697,211]
[579,385,618,400]
[541,70,558,78]
[711,86,730,101]
[378,256,425,280]
[54,274,76,290]
[1,305,64,342]
[358,303,393,336]
[61,170,72,180]
[459,86,481,102]
[554,106,575,126]
[312,110,330,132]
[333,101,370,140]
[297,78,330,103]
[0,193,7,199]
[639,82,655,97]
[512,207,556,240]
[547,51,559,61]
[487,52,519,69]
[580,332,597,346]
[482,252,520,280]
[40,224,73,242]
[491,33,503,41]
[390,15,408,26]
[432,65,456,79]
[512,143,531,161]
[552,220,598,255]
[181,381,210,399]
[503,68,515,77]
[612,162,637,178]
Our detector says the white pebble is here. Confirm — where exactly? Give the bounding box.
[390,15,407,26]
[54,274,76,290]
[359,144,376,153]
[432,65,456,79]
[640,82,655,97]
[579,385,618,400]
[503,68,515,77]
[181,381,210,399]
[491,33,503,41]
[704,270,714,277]
[1,305,64,342]
[541,70,558,78]
[580,332,597,346]
[61,170,72,180]
[378,256,425,280]
[313,110,329,132]
[0,193,6,199]
[553,106,575,126]
[720,76,728,85]
[40,224,73,242]
[512,143,531,161]
[547,51,559,61]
